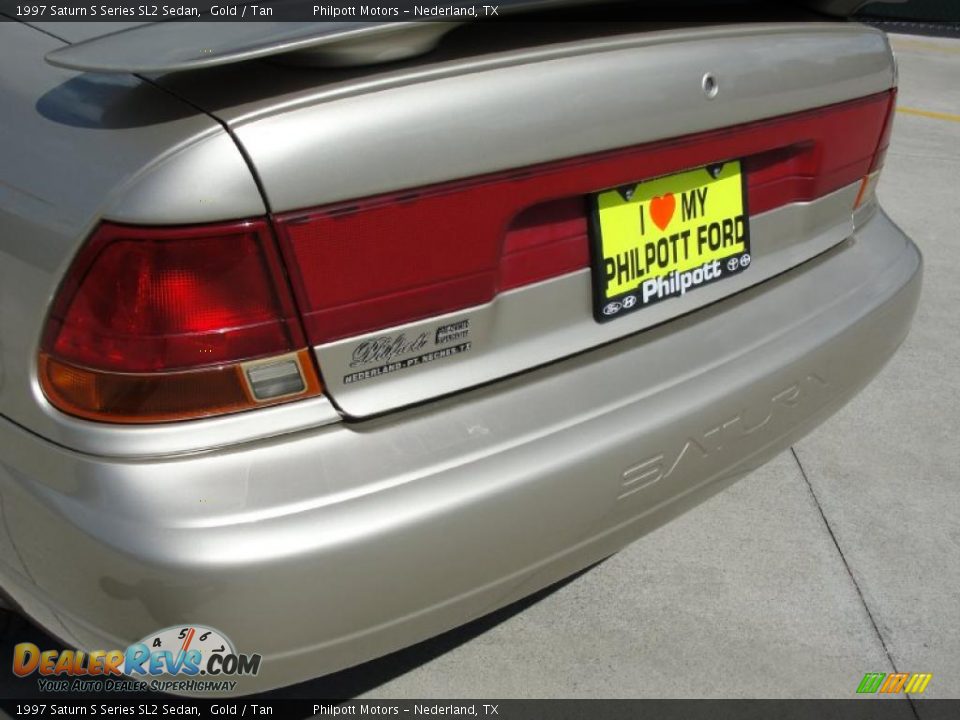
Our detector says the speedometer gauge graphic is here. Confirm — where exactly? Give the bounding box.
[139,625,235,666]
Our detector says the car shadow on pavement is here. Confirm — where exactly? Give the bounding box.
[263,567,593,699]
[0,565,596,701]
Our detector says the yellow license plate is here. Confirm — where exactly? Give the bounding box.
[590,161,751,321]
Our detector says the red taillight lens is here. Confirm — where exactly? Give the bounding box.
[854,88,897,210]
[45,221,303,372]
[40,220,322,423]
[870,88,898,174]
[275,91,896,345]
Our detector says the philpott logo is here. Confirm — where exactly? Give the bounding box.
[13,625,261,693]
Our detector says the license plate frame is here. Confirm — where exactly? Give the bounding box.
[588,160,752,323]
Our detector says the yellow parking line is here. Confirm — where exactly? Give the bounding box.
[897,106,960,124]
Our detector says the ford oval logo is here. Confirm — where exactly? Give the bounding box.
[602,301,622,316]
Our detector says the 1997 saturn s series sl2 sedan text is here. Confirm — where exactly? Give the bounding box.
[0,0,922,695]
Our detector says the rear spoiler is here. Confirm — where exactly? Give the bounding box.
[45,21,459,73]
[44,0,908,74]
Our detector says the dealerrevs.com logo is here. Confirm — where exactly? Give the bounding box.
[13,625,262,694]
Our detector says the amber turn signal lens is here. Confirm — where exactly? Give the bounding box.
[39,349,322,425]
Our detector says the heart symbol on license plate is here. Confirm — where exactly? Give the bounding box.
[649,193,676,231]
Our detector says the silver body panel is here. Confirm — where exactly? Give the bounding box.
[0,207,921,694]
[44,21,459,73]
[0,17,921,694]
[228,24,894,210]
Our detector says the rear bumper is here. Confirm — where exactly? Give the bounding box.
[0,207,921,695]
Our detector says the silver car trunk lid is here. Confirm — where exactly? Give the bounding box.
[132,20,896,418]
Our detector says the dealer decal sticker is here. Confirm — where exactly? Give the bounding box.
[344,343,472,385]
[435,319,470,345]
[342,319,473,385]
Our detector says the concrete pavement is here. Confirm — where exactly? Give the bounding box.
[792,32,960,706]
